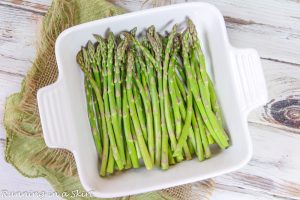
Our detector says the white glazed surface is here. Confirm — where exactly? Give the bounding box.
[37,2,268,198]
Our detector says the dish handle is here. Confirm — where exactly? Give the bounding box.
[37,81,73,150]
[230,47,268,113]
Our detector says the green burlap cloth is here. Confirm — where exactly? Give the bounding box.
[3,0,215,199]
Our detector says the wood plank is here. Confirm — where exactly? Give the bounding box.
[0,4,43,76]
[194,0,300,32]
[226,22,300,66]
[0,72,23,139]
[214,124,300,199]
[0,0,50,14]
[0,140,61,200]
[248,60,300,133]
[212,185,292,200]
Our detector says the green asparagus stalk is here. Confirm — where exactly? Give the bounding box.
[187,19,211,109]
[77,50,124,171]
[86,44,105,145]
[130,31,148,142]
[190,46,226,144]
[87,41,102,88]
[122,89,140,168]
[107,146,115,174]
[142,41,162,167]
[115,38,128,129]
[187,20,229,144]
[206,128,215,145]
[124,32,157,70]
[174,77,197,150]
[78,50,109,176]
[194,103,211,158]
[126,50,153,170]
[168,45,187,162]
[170,65,193,160]
[208,77,229,140]
[84,79,102,160]
[182,31,228,149]
[107,32,126,164]
[147,33,169,170]
[125,147,132,169]
[163,26,178,152]
[134,78,155,163]
[191,106,204,161]
[168,144,176,165]
[130,119,142,160]
[187,138,195,156]
[168,57,182,140]
[133,79,148,142]
[173,79,193,157]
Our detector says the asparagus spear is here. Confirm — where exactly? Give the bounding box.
[174,77,197,150]
[107,146,115,174]
[125,147,132,169]
[130,119,142,160]
[147,32,169,170]
[77,51,109,176]
[162,25,178,154]
[208,76,229,140]
[142,39,162,167]
[170,75,192,160]
[77,50,124,171]
[194,103,211,158]
[182,31,228,149]
[126,50,153,170]
[130,31,148,142]
[173,79,193,157]
[84,79,103,160]
[87,41,102,88]
[107,32,126,164]
[134,78,155,163]
[122,89,140,168]
[133,73,148,142]
[124,32,157,70]
[191,106,204,161]
[187,19,211,109]
[114,38,128,129]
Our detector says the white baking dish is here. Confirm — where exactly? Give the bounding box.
[37,2,267,198]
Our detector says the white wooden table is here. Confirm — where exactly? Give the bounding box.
[0,0,300,199]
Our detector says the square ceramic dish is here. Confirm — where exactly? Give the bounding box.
[37,2,268,198]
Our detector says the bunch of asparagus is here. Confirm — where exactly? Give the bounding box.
[76,19,229,177]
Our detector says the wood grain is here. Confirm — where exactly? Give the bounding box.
[0,0,50,14]
[248,60,300,133]
[212,185,292,200]
[0,4,43,76]
[215,124,300,199]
